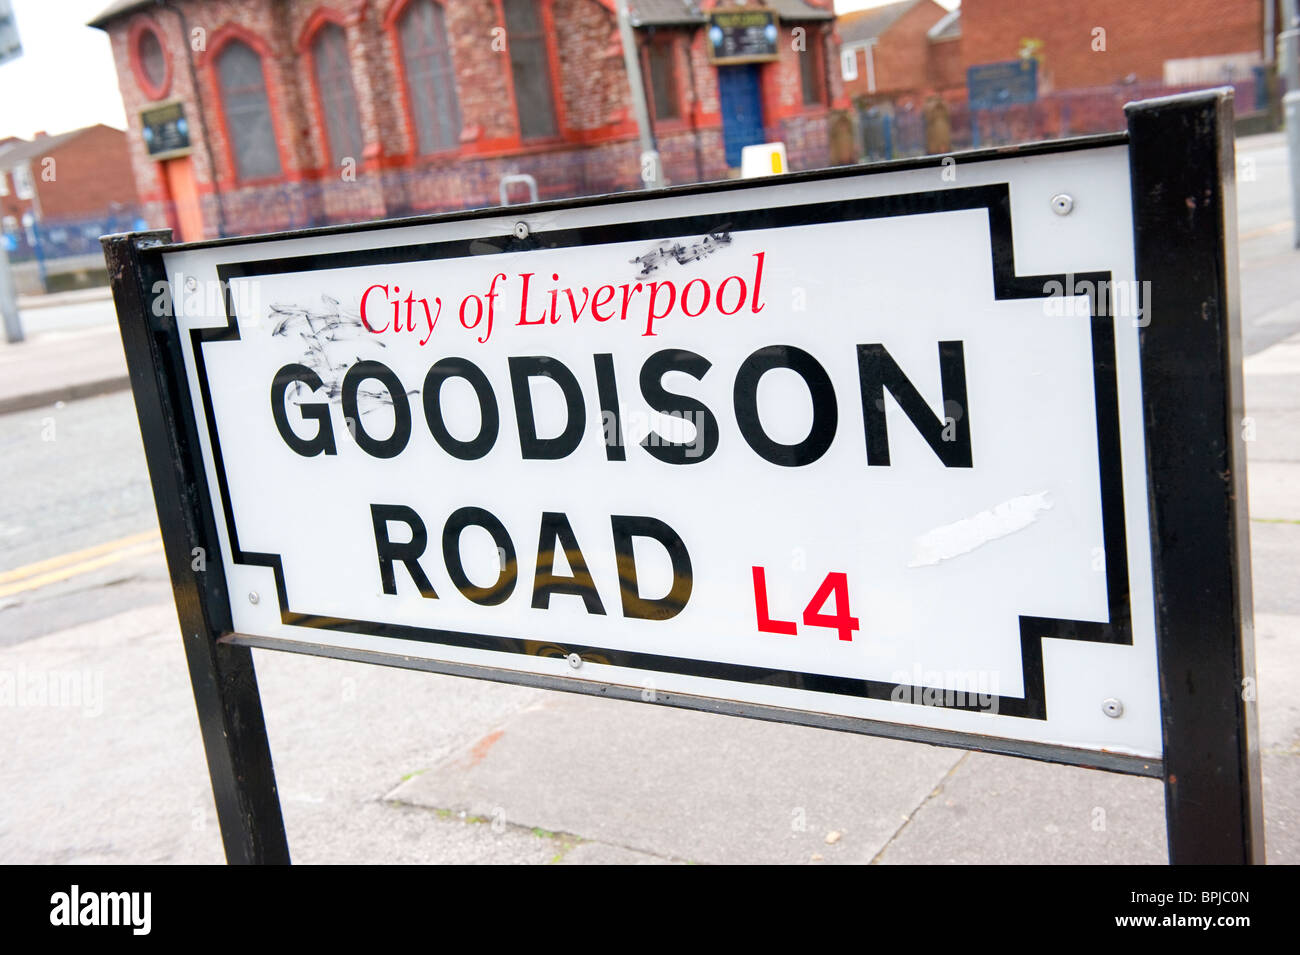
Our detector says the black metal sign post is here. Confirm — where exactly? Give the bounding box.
[1126,90,1265,864]
[101,231,289,865]
[103,89,1260,866]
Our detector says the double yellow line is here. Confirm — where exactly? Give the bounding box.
[0,530,163,599]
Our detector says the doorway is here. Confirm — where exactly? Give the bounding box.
[717,64,765,168]
[160,156,204,242]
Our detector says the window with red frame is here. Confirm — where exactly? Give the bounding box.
[216,40,282,180]
[503,0,558,140]
[135,24,168,97]
[312,23,365,166]
[399,0,462,154]
[645,37,681,122]
[799,34,825,107]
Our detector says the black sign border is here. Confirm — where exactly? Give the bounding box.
[199,182,1136,735]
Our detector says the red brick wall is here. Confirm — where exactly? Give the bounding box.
[960,0,1264,92]
[0,127,139,224]
[33,126,140,219]
[927,35,963,94]
[554,0,627,133]
[841,0,948,101]
[870,0,948,96]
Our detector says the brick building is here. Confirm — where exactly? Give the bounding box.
[0,125,140,231]
[840,0,1274,157]
[839,0,1269,107]
[959,0,1267,94]
[836,0,952,105]
[923,7,961,98]
[0,125,141,288]
[89,0,845,241]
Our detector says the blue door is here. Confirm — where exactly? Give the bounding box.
[717,65,765,168]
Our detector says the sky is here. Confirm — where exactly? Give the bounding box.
[0,0,127,140]
[0,0,958,143]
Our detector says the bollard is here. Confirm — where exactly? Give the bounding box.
[1287,91,1300,250]
[0,239,22,344]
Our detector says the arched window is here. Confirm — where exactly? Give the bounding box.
[398,0,461,154]
[217,40,282,180]
[800,36,826,107]
[138,27,168,93]
[312,23,364,166]
[503,0,558,139]
[645,36,680,121]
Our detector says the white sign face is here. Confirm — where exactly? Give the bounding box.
[164,145,1162,762]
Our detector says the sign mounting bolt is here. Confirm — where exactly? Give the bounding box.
[1051,193,1074,216]
[1101,697,1124,718]
[513,221,530,240]
[248,591,260,605]
[566,652,581,669]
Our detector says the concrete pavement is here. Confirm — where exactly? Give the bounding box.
[0,286,125,415]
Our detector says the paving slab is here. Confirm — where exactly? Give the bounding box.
[0,325,127,415]
[0,600,547,864]
[879,610,1300,865]
[1247,463,1300,523]
[874,752,1168,864]
[389,693,964,865]
[559,842,680,865]
[1255,611,1300,865]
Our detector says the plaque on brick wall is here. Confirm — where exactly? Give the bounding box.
[707,7,780,65]
[141,101,192,160]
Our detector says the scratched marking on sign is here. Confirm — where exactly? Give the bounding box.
[270,294,414,410]
[631,229,733,277]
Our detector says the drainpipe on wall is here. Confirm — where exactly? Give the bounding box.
[865,39,878,95]
[1266,0,1275,65]
[615,0,662,189]
[686,33,704,183]
[157,0,226,238]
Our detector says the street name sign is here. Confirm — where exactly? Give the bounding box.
[105,89,1262,865]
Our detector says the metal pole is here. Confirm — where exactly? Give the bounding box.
[615,0,661,189]
[1125,89,1265,864]
[28,217,47,293]
[1289,91,1300,249]
[1282,0,1300,90]
[102,230,289,864]
[1266,0,1276,67]
[0,238,21,343]
[1285,1,1300,249]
